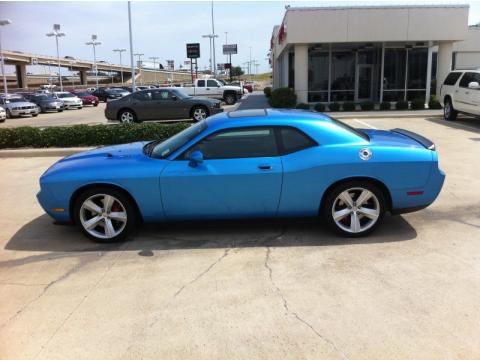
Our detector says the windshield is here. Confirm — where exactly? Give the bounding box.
[150,121,206,159]
[57,93,74,98]
[329,117,370,141]
[218,80,226,85]
[5,97,25,103]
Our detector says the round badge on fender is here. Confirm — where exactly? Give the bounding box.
[359,148,372,161]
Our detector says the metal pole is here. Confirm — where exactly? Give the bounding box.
[55,35,63,91]
[93,43,98,88]
[128,1,136,92]
[209,37,212,73]
[211,1,216,77]
[229,54,232,81]
[0,26,7,95]
[249,46,252,76]
[120,51,124,84]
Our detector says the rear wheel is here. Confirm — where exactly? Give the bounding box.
[191,106,209,122]
[74,187,136,243]
[323,181,385,237]
[444,98,458,121]
[224,93,237,105]
[119,109,137,123]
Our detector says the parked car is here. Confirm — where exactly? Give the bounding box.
[230,81,253,93]
[440,70,480,120]
[0,106,6,122]
[135,86,150,91]
[181,78,243,105]
[104,88,222,123]
[0,95,40,118]
[70,91,99,106]
[52,92,83,109]
[24,93,65,113]
[92,88,128,102]
[37,109,445,242]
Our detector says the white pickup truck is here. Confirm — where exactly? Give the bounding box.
[181,79,243,105]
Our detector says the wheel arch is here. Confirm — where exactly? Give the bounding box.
[116,107,137,121]
[189,104,209,118]
[69,183,143,224]
[443,94,452,104]
[319,176,393,214]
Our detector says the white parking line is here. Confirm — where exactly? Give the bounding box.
[353,118,377,129]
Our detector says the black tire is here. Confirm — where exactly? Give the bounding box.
[6,109,12,119]
[191,105,209,122]
[444,98,458,121]
[32,114,38,117]
[224,93,237,105]
[58,109,64,112]
[94,103,98,107]
[322,180,386,237]
[0,119,5,123]
[74,186,136,243]
[118,109,138,123]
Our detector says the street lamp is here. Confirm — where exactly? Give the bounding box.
[149,56,159,84]
[0,19,12,95]
[133,53,144,85]
[202,34,218,74]
[86,34,101,88]
[113,48,126,84]
[46,24,65,91]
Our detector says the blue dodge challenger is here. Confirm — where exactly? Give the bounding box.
[37,109,445,242]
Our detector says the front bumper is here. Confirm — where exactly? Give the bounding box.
[64,102,83,109]
[42,104,65,111]
[10,108,39,116]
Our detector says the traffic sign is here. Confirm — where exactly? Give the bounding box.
[186,43,200,59]
[223,44,238,55]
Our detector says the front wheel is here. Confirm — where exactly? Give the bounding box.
[323,181,385,237]
[6,109,12,119]
[224,93,237,105]
[74,187,136,242]
[119,109,137,123]
[191,106,209,122]
[444,98,458,121]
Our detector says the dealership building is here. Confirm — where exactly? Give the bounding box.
[270,4,480,104]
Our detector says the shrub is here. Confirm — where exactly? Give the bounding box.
[328,102,341,112]
[342,102,356,111]
[0,122,190,149]
[395,100,409,110]
[379,102,391,110]
[428,96,442,109]
[411,99,425,110]
[268,87,297,108]
[359,101,375,111]
[314,103,326,112]
[263,87,272,98]
[295,103,310,110]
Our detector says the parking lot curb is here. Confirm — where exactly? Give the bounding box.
[332,111,443,119]
[0,147,92,158]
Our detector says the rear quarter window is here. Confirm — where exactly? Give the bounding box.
[279,127,317,155]
[444,72,462,86]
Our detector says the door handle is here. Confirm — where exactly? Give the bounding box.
[206,88,210,90]
[258,164,272,170]
[455,90,458,93]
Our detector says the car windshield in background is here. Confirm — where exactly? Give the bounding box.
[57,93,74,98]
[329,117,370,141]
[150,121,206,159]
[34,95,53,100]
[107,89,122,94]
[5,97,25,103]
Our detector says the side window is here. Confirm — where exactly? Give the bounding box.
[184,127,278,159]
[279,127,317,155]
[152,90,170,100]
[207,80,219,87]
[443,72,462,86]
[459,72,476,88]
[133,91,152,101]
[197,80,205,87]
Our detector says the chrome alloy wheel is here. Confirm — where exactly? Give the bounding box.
[444,101,451,118]
[193,108,207,121]
[120,111,134,123]
[331,187,380,234]
[80,194,127,240]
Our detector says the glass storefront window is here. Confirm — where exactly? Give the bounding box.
[331,52,355,91]
[408,48,427,89]
[383,90,405,102]
[384,49,406,90]
[308,50,328,91]
[308,92,328,102]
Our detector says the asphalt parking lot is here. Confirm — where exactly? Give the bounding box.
[1,115,479,359]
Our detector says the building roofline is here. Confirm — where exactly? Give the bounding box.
[285,4,469,12]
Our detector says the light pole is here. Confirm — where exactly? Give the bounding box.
[149,56,159,84]
[134,53,144,85]
[249,46,252,76]
[0,19,12,95]
[113,48,126,84]
[202,34,218,74]
[86,34,101,88]
[127,1,136,91]
[210,0,217,76]
[46,24,65,92]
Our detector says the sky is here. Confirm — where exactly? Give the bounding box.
[2,0,480,75]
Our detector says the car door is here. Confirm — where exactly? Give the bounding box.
[160,127,283,220]
[130,90,154,120]
[151,89,184,119]
[206,79,222,97]
[456,72,476,113]
[195,79,207,96]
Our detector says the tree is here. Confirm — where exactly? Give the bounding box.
[230,66,244,77]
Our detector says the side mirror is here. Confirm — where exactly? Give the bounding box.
[188,150,204,167]
[468,81,480,89]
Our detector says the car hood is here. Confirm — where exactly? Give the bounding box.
[60,142,149,163]
[361,129,425,149]
[223,85,242,91]
[60,97,80,101]
[5,101,37,108]
[188,96,220,104]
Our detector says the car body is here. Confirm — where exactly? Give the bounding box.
[0,106,6,122]
[440,70,480,120]
[52,92,83,109]
[0,95,40,118]
[24,93,65,113]
[104,87,223,123]
[37,109,445,242]
[182,78,243,105]
[92,88,128,102]
[230,81,254,93]
[71,91,99,106]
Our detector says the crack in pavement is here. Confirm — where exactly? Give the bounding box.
[264,246,350,360]
[33,242,129,360]
[0,282,49,287]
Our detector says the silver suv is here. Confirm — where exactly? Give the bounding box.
[0,95,40,118]
[439,70,480,120]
